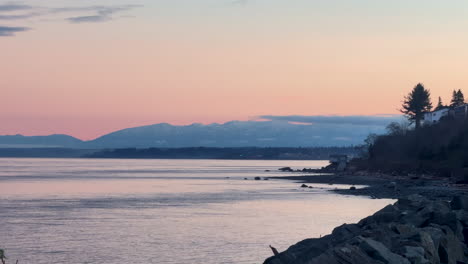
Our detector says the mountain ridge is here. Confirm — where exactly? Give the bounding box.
[0,119,391,148]
[0,134,83,148]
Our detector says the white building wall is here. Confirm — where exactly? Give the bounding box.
[423,108,449,124]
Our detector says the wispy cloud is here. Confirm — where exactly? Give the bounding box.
[0,3,141,23]
[0,12,39,20]
[230,0,250,5]
[62,5,141,24]
[259,115,402,126]
[0,1,141,36]
[67,15,109,23]
[0,25,29,36]
[0,3,32,12]
[0,3,38,20]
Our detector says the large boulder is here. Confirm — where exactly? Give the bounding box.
[402,246,429,264]
[358,237,410,264]
[395,194,429,211]
[278,167,293,172]
[309,245,381,264]
[331,224,362,242]
[451,195,468,211]
[263,195,468,264]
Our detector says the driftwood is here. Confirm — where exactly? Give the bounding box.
[269,245,279,256]
[0,250,18,264]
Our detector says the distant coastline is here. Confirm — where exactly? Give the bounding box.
[0,146,359,160]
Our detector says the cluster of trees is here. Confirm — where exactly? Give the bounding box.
[357,83,468,176]
[360,115,468,176]
[401,83,466,129]
[435,90,465,110]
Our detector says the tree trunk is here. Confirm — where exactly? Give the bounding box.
[415,116,421,129]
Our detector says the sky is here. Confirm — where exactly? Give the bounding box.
[2,0,468,140]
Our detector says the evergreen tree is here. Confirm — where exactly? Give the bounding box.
[401,83,432,129]
[450,89,465,107]
[434,96,445,111]
[451,90,457,106]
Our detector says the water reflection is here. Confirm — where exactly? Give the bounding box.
[0,158,393,264]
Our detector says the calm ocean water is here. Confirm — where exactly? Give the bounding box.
[0,158,393,264]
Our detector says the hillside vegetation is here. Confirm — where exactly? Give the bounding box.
[87,146,360,160]
[358,116,468,176]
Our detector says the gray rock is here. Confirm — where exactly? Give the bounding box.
[310,245,381,264]
[331,224,362,242]
[416,231,438,263]
[403,246,429,264]
[455,210,468,224]
[396,194,429,210]
[401,211,431,228]
[432,211,463,240]
[263,195,468,264]
[372,205,401,224]
[437,226,466,264]
[358,237,410,264]
[421,225,467,264]
[451,196,468,210]
[392,224,417,236]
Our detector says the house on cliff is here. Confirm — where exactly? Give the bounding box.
[423,108,450,124]
[454,104,468,119]
[423,103,468,125]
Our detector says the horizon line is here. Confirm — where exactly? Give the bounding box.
[1,114,400,141]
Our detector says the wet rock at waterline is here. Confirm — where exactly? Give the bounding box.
[264,195,468,264]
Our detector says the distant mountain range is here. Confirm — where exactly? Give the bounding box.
[0,119,393,148]
[0,134,83,148]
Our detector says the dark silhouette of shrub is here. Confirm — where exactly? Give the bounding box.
[359,117,468,176]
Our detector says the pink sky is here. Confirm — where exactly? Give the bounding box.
[2,0,468,140]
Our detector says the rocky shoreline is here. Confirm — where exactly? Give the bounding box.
[274,172,468,200]
[264,195,468,264]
